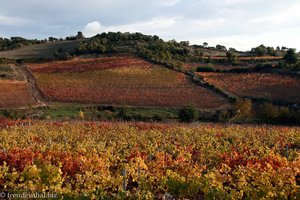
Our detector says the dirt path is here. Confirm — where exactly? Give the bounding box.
[18,65,47,107]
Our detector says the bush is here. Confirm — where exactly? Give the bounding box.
[292,62,300,71]
[255,63,272,71]
[179,104,199,122]
[278,60,287,69]
[232,99,253,121]
[284,48,298,64]
[258,103,280,120]
[257,103,293,123]
[196,64,215,72]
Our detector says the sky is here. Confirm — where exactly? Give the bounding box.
[0,0,299,51]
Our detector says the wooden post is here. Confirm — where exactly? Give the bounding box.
[123,168,127,191]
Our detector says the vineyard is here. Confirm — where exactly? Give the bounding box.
[30,56,230,108]
[28,56,151,73]
[200,72,300,103]
[0,80,35,108]
[184,63,254,71]
[0,122,299,199]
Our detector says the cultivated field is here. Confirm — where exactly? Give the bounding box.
[29,56,230,108]
[0,40,84,59]
[184,63,255,71]
[0,122,299,199]
[200,72,300,103]
[0,80,35,108]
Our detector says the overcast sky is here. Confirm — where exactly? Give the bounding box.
[0,0,299,51]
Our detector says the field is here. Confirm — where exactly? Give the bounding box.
[0,122,299,199]
[200,72,300,103]
[184,63,255,71]
[0,80,35,108]
[0,40,84,59]
[29,56,230,109]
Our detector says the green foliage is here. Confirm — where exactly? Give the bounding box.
[257,103,293,123]
[0,37,44,51]
[216,44,227,51]
[255,63,273,71]
[179,104,199,122]
[284,48,298,64]
[196,64,215,72]
[76,32,199,68]
[293,62,300,70]
[163,170,202,198]
[53,48,71,60]
[251,44,268,56]
[226,51,238,64]
[118,106,130,120]
[251,44,281,56]
[278,60,287,69]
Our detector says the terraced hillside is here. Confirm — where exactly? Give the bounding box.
[200,72,300,104]
[28,56,230,109]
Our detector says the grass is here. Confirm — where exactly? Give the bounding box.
[1,104,181,121]
[40,105,180,121]
[0,40,84,59]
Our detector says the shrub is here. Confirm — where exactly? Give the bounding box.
[179,104,199,122]
[232,99,253,121]
[196,64,215,72]
[255,63,272,71]
[284,48,298,64]
[258,103,280,120]
[118,106,130,120]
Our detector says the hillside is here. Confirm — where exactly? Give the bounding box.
[0,32,299,124]
[28,56,230,109]
[0,34,299,199]
[0,39,85,59]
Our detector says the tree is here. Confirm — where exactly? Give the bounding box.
[267,47,275,56]
[196,64,215,72]
[251,44,267,56]
[203,42,208,47]
[281,46,288,52]
[179,104,199,122]
[216,44,227,51]
[229,47,237,52]
[231,98,253,121]
[226,51,238,64]
[284,48,298,64]
[76,31,84,39]
[180,41,189,46]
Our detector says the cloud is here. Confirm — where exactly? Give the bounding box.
[249,2,300,26]
[83,21,103,37]
[1,0,300,50]
[83,16,181,37]
[0,15,32,26]
[157,0,181,6]
[222,0,258,5]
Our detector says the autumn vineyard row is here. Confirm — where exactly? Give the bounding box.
[0,121,299,199]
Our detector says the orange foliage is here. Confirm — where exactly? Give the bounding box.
[0,80,35,108]
[200,72,300,103]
